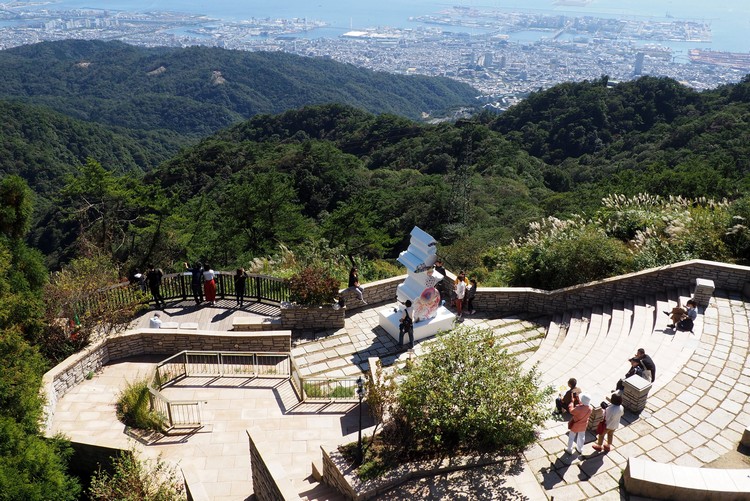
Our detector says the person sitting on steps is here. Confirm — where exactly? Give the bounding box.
[664,299,697,331]
[615,357,645,392]
[555,377,581,415]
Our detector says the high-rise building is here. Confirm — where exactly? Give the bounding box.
[634,52,645,76]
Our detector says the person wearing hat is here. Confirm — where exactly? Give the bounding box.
[566,392,592,455]
[615,357,645,392]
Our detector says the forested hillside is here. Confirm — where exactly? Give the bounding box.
[0,40,478,136]
[2,39,750,283]
[101,75,750,284]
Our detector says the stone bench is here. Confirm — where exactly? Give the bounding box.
[624,456,750,500]
[232,316,282,332]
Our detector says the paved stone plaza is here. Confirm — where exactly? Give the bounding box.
[50,291,750,500]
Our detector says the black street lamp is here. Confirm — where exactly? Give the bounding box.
[356,376,365,466]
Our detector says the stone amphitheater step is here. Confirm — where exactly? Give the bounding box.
[522,312,564,368]
[539,302,633,384]
[526,289,750,500]
[636,289,748,463]
[530,290,705,408]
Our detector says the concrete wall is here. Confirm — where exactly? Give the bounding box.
[68,440,126,480]
[321,445,507,501]
[247,428,301,501]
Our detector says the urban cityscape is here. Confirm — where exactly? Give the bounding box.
[1,2,749,111]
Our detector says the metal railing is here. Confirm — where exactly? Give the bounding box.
[80,271,291,313]
[150,350,361,420]
[147,386,202,429]
[301,377,360,402]
[154,350,292,389]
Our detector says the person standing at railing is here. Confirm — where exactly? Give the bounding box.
[146,264,165,309]
[203,263,216,306]
[234,268,248,307]
[185,261,204,305]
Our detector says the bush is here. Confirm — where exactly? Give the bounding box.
[495,216,632,289]
[116,377,165,431]
[393,327,552,453]
[287,266,339,305]
[302,381,355,399]
[89,448,184,501]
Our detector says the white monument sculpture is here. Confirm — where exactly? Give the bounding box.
[378,226,455,342]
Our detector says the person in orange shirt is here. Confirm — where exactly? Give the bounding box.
[566,393,592,455]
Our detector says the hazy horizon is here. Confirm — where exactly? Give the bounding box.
[31,0,750,52]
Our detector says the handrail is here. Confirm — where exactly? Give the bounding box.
[302,376,360,402]
[151,350,361,410]
[148,365,202,430]
[80,272,291,313]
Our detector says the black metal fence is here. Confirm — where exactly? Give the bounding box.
[115,271,290,308]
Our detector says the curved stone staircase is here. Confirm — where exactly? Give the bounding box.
[523,288,750,500]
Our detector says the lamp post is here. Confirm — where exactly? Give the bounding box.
[356,376,365,466]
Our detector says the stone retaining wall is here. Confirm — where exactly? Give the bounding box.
[247,428,301,501]
[42,329,291,435]
[475,260,750,315]
[280,304,346,330]
[339,275,405,312]
[322,445,510,500]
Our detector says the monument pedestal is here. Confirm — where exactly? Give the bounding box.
[378,305,455,343]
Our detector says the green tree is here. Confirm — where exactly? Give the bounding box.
[41,254,144,362]
[0,418,80,501]
[0,176,34,240]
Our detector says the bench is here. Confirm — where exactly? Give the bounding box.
[232,316,282,332]
[624,456,750,500]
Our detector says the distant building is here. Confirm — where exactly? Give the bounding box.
[634,52,645,76]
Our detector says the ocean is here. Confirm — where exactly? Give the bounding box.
[25,0,750,52]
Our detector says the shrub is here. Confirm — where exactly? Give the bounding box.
[393,326,552,453]
[330,385,355,399]
[494,216,632,289]
[287,266,339,305]
[303,381,355,399]
[89,448,184,501]
[116,377,164,431]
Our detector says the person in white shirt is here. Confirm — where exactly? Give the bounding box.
[593,393,625,452]
[454,272,467,318]
[149,313,162,329]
